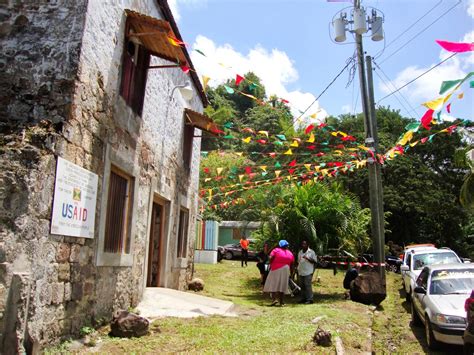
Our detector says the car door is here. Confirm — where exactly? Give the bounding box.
[413,268,429,322]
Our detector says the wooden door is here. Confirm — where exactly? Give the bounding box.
[147,202,164,287]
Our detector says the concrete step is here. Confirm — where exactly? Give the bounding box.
[137,287,236,319]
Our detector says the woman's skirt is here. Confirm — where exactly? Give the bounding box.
[263,264,290,294]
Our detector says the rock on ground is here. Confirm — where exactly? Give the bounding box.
[350,272,387,306]
[109,310,149,338]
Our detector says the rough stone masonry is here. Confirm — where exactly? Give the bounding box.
[0,0,204,352]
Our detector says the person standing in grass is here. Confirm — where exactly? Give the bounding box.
[240,235,250,267]
[263,240,295,306]
[256,242,270,286]
[297,240,317,304]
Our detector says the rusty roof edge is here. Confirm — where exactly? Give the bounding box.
[155,0,209,107]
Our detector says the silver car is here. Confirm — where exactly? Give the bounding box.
[411,263,474,349]
[401,248,462,302]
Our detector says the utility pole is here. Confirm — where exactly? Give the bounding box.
[353,0,385,286]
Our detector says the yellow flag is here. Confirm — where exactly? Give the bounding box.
[204,178,212,182]
[307,133,315,143]
[338,131,348,137]
[216,167,223,175]
[398,131,414,145]
[310,113,317,119]
[321,169,328,176]
[286,176,291,181]
[260,166,267,172]
[235,152,243,156]
[409,141,419,147]
[458,92,464,99]
[242,136,252,143]
[290,140,299,147]
[334,150,343,155]
[304,164,312,171]
[422,97,444,111]
[208,189,213,197]
[314,166,321,172]
[258,130,269,138]
[202,76,210,91]
[238,174,245,182]
[358,145,370,151]
[284,149,293,155]
[275,170,281,177]
[356,160,367,168]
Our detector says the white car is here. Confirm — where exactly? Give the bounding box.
[411,263,474,349]
[401,248,462,302]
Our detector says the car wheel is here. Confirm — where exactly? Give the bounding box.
[224,251,233,260]
[410,302,421,326]
[425,318,440,350]
[388,264,398,273]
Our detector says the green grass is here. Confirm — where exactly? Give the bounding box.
[48,261,454,354]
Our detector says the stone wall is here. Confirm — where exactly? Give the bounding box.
[0,0,203,351]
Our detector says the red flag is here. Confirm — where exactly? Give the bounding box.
[288,169,296,175]
[446,103,451,113]
[280,98,290,104]
[180,65,190,73]
[305,124,315,134]
[288,159,297,167]
[306,145,316,150]
[245,166,252,175]
[421,109,434,130]
[268,152,277,158]
[436,40,474,53]
[236,74,244,85]
[421,137,429,144]
[203,167,210,174]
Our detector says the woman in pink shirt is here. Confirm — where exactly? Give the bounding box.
[263,240,295,306]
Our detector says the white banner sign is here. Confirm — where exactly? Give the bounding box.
[51,157,98,238]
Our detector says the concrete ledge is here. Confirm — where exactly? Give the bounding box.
[194,250,217,264]
[137,287,236,319]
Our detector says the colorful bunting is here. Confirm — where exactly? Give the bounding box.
[235,74,244,86]
[224,85,235,94]
[436,40,474,53]
[421,109,434,130]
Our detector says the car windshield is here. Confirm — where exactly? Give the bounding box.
[429,269,474,295]
[413,252,459,270]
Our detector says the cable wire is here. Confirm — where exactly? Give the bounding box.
[376,52,458,104]
[373,61,422,118]
[374,0,443,59]
[293,54,356,124]
[378,0,461,65]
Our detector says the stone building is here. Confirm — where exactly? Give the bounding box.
[0,0,214,352]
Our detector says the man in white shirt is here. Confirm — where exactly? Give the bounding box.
[297,240,317,304]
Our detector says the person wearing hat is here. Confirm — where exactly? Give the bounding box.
[263,240,295,306]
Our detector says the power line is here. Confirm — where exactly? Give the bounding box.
[378,0,461,65]
[374,0,443,59]
[373,62,422,118]
[376,52,458,104]
[293,54,356,124]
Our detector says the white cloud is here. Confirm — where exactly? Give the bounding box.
[168,0,180,22]
[341,105,351,114]
[190,35,327,121]
[378,30,473,107]
[467,0,474,18]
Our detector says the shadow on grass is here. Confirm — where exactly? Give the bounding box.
[398,287,411,313]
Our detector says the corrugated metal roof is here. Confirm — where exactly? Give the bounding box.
[184,108,219,136]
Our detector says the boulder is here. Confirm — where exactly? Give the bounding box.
[188,278,204,291]
[110,310,149,338]
[349,271,386,306]
[313,327,332,347]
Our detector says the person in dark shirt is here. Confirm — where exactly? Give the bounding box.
[256,242,269,286]
[343,262,361,290]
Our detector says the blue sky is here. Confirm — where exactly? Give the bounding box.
[170,0,473,123]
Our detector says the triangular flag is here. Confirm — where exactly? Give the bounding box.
[305,124,315,134]
[238,175,245,182]
[458,92,464,99]
[195,49,206,56]
[288,169,295,175]
[275,162,282,168]
[304,164,312,171]
[276,134,287,141]
[269,152,277,158]
[284,149,293,155]
[421,109,434,130]
[235,152,243,156]
[290,140,299,147]
[436,40,474,53]
[224,85,235,94]
[260,166,267,172]
[447,103,451,113]
[242,136,252,143]
[275,170,281,178]
[248,83,258,91]
[180,65,190,73]
[439,79,462,95]
[405,122,420,132]
[422,97,445,111]
[258,130,269,138]
[235,74,244,86]
[288,159,297,167]
[306,133,315,143]
[216,168,224,175]
[202,76,210,91]
[168,36,186,47]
